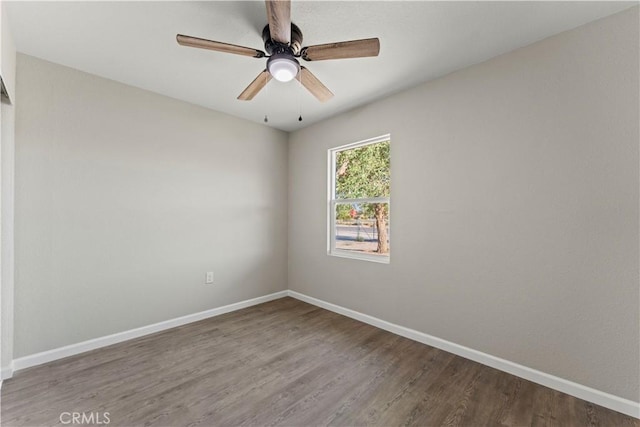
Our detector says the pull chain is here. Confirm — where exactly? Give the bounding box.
[264,70,269,123]
[297,71,303,122]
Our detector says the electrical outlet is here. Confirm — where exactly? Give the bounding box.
[205,271,214,284]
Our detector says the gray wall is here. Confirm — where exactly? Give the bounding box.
[288,7,639,401]
[1,97,15,374]
[1,2,17,376]
[14,54,288,357]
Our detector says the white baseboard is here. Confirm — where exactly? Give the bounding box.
[12,290,288,373]
[7,289,639,419]
[0,365,12,381]
[287,290,640,419]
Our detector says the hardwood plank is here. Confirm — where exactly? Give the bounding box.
[2,297,638,427]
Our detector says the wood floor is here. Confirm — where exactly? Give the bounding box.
[1,297,638,427]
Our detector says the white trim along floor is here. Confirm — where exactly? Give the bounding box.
[4,290,639,419]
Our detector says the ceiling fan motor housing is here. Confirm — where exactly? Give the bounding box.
[262,23,303,55]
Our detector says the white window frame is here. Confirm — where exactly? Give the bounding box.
[327,134,390,264]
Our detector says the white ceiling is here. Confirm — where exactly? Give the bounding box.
[6,1,636,132]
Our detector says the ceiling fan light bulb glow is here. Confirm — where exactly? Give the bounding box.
[268,56,300,82]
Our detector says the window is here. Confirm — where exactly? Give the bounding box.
[328,135,390,263]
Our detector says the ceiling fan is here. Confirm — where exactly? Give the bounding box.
[176,0,380,103]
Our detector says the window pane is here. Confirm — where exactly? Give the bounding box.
[335,202,390,257]
[335,140,390,199]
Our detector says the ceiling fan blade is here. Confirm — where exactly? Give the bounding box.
[265,0,291,44]
[238,70,272,101]
[298,67,333,103]
[177,34,265,58]
[301,38,380,61]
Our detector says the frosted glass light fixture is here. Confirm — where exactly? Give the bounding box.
[267,54,300,82]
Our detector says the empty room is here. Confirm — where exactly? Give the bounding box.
[0,1,638,426]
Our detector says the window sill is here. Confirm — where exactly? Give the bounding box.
[328,250,390,264]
